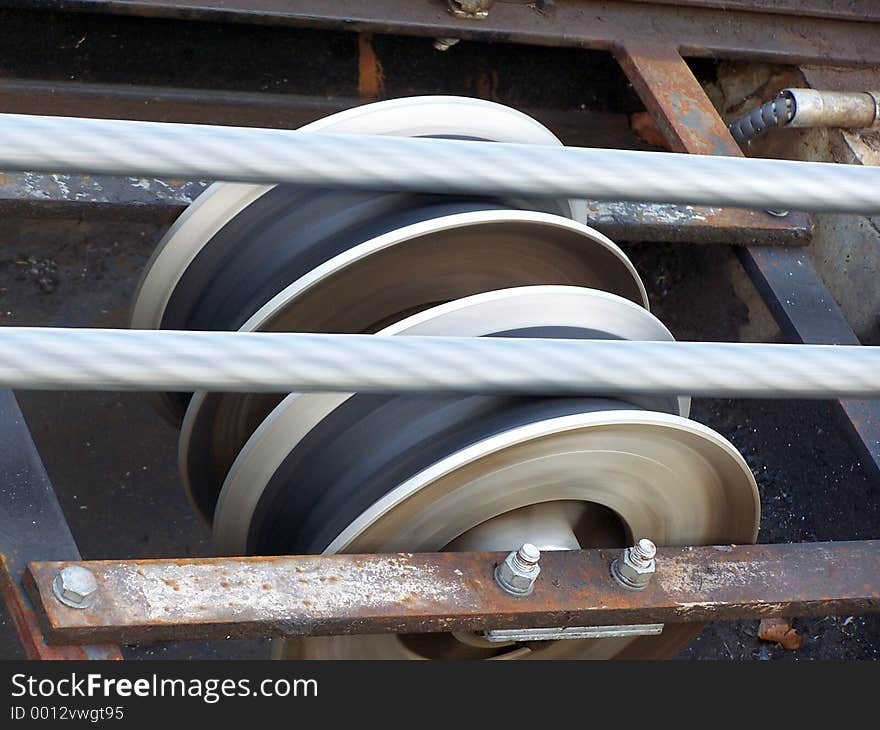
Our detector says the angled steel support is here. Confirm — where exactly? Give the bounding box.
[613,42,880,483]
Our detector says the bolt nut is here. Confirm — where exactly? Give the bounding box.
[611,539,657,590]
[495,544,541,596]
[52,565,98,609]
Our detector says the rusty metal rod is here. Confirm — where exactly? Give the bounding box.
[783,89,880,129]
[0,113,878,212]
[730,89,880,145]
[24,542,880,645]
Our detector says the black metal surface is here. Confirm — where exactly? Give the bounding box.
[736,246,880,481]
[0,8,640,115]
[0,390,120,658]
[162,195,515,419]
[0,391,80,581]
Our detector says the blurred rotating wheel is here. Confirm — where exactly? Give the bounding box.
[212,286,682,554]
[127,94,762,660]
[179,215,647,524]
[274,410,759,660]
[129,96,593,424]
[209,287,759,660]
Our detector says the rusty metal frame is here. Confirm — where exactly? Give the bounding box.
[0,171,810,246]
[0,2,822,245]
[612,41,880,482]
[23,542,880,645]
[4,0,877,67]
[1,1,879,656]
[0,391,121,659]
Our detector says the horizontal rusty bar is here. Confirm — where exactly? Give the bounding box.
[0,171,809,245]
[623,0,880,23]
[25,542,880,645]
[584,200,809,245]
[4,0,877,67]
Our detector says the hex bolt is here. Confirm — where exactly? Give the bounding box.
[611,538,657,590]
[495,543,541,596]
[631,538,657,563]
[52,565,98,609]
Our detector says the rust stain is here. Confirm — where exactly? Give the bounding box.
[358,33,385,100]
[25,545,880,645]
[629,111,669,149]
[758,617,805,650]
[3,556,121,659]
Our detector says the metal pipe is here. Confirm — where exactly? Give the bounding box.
[782,88,880,129]
[0,113,878,213]
[729,89,880,145]
[0,328,878,398]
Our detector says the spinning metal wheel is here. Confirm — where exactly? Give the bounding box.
[129,96,761,660]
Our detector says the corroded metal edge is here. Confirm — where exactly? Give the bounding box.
[24,542,880,645]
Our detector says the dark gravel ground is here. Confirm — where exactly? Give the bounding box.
[0,222,877,660]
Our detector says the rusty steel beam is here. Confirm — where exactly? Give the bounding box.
[23,542,880,645]
[0,171,810,245]
[580,201,808,245]
[623,0,880,23]
[0,74,809,245]
[1,0,877,67]
[0,390,122,659]
[613,42,880,483]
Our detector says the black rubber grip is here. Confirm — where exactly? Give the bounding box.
[728,95,794,146]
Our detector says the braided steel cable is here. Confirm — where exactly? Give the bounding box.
[0,328,877,398]
[0,114,878,213]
